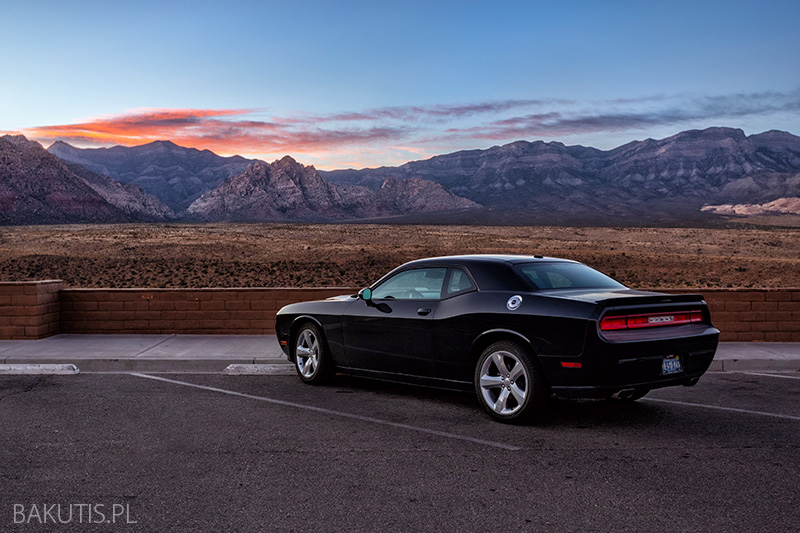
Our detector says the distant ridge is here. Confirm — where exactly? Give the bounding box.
[185,156,478,221]
[0,135,173,225]
[48,140,252,212]
[323,127,800,223]
[29,127,800,225]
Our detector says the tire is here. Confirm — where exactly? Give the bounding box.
[474,340,547,424]
[293,322,335,385]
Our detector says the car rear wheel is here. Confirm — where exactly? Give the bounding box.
[474,340,547,423]
[293,323,334,384]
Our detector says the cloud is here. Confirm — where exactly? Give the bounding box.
[23,108,411,157]
[18,89,799,168]
[443,90,800,141]
[271,99,564,126]
[18,99,569,162]
[321,99,571,123]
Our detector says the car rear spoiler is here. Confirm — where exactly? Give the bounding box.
[598,293,706,308]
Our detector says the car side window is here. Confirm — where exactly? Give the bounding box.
[371,268,446,300]
[445,268,476,297]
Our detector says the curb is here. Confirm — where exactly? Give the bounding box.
[1,359,797,374]
[0,364,80,375]
[223,364,296,375]
[1,358,293,373]
[708,359,800,372]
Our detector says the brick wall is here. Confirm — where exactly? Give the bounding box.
[1,281,799,341]
[690,289,800,342]
[0,281,64,339]
[59,287,357,335]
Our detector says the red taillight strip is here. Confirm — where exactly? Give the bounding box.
[600,310,703,331]
[561,362,582,368]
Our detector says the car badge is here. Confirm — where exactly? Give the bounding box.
[506,295,522,310]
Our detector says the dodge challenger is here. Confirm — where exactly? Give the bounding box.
[275,255,719,423]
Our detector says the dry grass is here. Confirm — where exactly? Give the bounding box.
[0,223,798,288]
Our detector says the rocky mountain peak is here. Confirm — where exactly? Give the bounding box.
[48,140,73,151]
[145,140,181,151]
[4,134,32,143]
[47,140,253,212]
[670,127,747,143]
[1,134,172,224]
[749,129,800,149]
[185,156,477,222]
[277,155,300,166]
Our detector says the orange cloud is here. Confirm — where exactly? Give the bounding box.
[21,90,794,168]
[22,108,409,158]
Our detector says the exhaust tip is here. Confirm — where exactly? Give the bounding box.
[683,377,700,387]
[612,388,636,400]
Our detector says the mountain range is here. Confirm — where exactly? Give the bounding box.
[1,136,476,224]
[48,140,252,212]
[323,127,800,223]
[0,135,172,225]
[184,156,477,221]
[2,127,799,225]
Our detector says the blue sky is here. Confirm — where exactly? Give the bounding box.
[1,0,798,168]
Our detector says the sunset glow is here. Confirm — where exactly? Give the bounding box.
[1,1,798,169]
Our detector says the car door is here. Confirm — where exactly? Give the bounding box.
[341,267,446,376]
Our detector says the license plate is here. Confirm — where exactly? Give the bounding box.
[661,355,683,375]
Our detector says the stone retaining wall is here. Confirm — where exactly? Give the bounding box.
[0,281,64,339]
[682,288,800,342]
[60,287,356,335]
[1,281,799,341]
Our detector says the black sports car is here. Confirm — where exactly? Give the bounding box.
[276,255,719,423]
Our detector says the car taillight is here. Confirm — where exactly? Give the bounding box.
[600,310,704,331]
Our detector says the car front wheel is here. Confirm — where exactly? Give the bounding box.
[293,322,334,384]
[474,340,547,423]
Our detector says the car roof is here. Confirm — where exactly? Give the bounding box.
[383,255,580,292]
[402,254,579,267]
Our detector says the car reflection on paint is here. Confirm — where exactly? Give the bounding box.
[275,255,719,423]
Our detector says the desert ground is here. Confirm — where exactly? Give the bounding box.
[0,223,798,289]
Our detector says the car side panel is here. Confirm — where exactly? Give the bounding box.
[340,299,437,376]
[275,299,355,363]
[432,291,594,382]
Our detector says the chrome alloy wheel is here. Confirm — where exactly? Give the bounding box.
[478,350,529,416]
[295,328,320,378]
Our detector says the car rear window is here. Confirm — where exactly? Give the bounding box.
[514,262,625,290]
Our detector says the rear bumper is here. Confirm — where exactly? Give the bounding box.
[551,373,707,399]
[544,326,719,399]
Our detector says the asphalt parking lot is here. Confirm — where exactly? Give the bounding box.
[1,371,798,532]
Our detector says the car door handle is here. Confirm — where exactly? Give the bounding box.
[417,308,432,316]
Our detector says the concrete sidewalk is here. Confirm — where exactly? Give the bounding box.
[0,335,285,372]
[0,334,799,373]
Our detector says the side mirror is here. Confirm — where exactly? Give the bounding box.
[358,287,372,301]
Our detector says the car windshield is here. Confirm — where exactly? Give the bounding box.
[514,262,625,290]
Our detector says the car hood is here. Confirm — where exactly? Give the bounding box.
[326,294,357,301]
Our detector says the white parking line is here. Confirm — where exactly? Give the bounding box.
[643,398,800,421]
[739,372,800,380]
[130,373,522,451]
